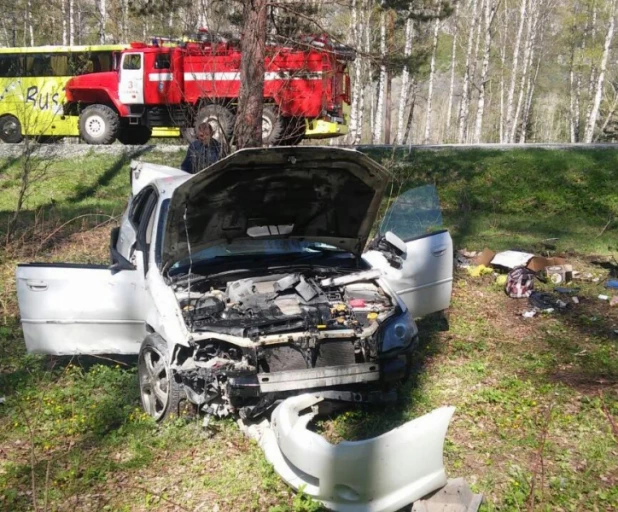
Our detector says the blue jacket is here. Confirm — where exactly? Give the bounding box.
[181,139,222,174]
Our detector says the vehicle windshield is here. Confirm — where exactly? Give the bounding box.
[169,239,350,275]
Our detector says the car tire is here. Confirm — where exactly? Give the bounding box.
[79,104,119,145]
[262,105,284,145]
[0,115,23,143]
[117,125,152,145]
[195,104,234,144]
[138,334,184,422]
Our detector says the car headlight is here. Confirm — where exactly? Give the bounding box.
[379,309,418,354]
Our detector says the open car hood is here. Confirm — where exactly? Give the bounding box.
[161,147,389,271]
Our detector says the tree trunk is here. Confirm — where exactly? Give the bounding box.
[584,0,616,143]
[504,0,527,142]
[499,0,507,143]
[511,1,537,143]
[445,3,459,140]
[97,0,106,44]
[473,0,500,143]
[519,44,540,143]
[69,0,74,46]
[26,0,34,46]
[355,0,372,145]
[403,79,418,144]
[234,0,268,149]
[585,0,599,134]
[569,40,577,143]
[347,0,361,143]
[457,0,480,143]
[396,18,415,144]
[372,10,387,144]
[62,0,67,45]
[424,18,440,144]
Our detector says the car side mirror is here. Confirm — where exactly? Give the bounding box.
[109,227,136,273]
[372,231,407,269]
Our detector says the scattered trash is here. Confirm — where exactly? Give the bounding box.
[467,264,493,277]
[505,267,536,298]
[529,291,558,312]
[572,296,580,304]
[599,295,610,301]
[459,249,479,259]
[555,287,580,295]
[412,477,483,512]
[606,280,618,289]
[610,297,618,307]
[0,397,5,404]
[546,264,573,284]
[455,252,472,269]
[491,250,535,269]
[496,274,508,286]
[522,310,537,318]
[556,300,568,308]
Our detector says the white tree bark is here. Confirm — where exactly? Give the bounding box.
[445,3,459,140]
[62,0,67,45]
[473,0,500,143]
[97,0,106,44]
[569,43,578,142]
[397,17,415,144]
[68,0,74,46]
[26,0,34,46]
[424,18,440,144]
[499,0,507,143]
[504,0,527,142]
[585,0,616,143]
[585,0,599,134]
[347,0,361,143]
[457,0,480,143]
[511,1,538,143]
[372,9,387,144]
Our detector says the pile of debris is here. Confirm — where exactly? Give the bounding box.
[456,248,618,318]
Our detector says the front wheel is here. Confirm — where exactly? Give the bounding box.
[79,104,119,145]
[138,334,184,422]
[0,115,23,143]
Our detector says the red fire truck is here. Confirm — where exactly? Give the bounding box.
[63,34,353,145]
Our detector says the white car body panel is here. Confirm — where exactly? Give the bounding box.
[16,264,149,355]
[130,160,189,196]
[244,394,455,512]
[363,230,453,318]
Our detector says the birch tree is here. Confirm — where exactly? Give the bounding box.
[396,17,415,144]
[372,9,387,144]
[445,3,459,140]
[504,0,527,142]
[69,0,74,45]
[97,0,107,43]
[424,17,440,144]
[584,0,617,143]
[457,0,480,143]
[473,0,500,143]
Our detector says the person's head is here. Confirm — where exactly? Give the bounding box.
[197,122,213,143]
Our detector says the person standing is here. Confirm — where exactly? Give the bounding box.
[180,123,222,173]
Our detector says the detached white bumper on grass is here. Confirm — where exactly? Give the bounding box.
[243,394,456,512]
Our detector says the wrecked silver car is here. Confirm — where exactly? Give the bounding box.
[16,147,453,423]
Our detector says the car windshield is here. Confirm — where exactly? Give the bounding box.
[169,239,349,274]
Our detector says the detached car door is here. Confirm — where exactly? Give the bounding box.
[363,184,453,318]
[16,264,148,355]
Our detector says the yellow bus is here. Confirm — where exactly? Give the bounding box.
[0,45,179,143]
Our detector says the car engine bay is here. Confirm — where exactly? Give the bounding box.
[170,270,408,419]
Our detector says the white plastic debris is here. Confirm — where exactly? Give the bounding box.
[522,310,537,318]
[572,297,580,304]
[599,295,609,301]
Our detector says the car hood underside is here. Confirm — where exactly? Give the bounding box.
[161,147,389,270]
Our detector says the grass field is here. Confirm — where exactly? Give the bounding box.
[0,147,617,511]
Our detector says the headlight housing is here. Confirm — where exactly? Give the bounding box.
[378,309,418,354]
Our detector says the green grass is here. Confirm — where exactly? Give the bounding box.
[0,146,617,510]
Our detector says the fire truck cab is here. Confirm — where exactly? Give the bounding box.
[64,35,353,146]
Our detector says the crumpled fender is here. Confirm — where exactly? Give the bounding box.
[245,394,455,512]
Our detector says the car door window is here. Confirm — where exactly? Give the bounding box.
[379,184,444,242]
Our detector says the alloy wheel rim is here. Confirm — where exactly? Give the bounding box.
[139,347,169,420]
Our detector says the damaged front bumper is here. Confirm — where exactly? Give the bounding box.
[244,394,455,512]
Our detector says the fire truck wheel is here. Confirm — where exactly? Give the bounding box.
[195,104,234,143]
[0,115,23,143]
[118,126,153,145]
[262,106,284,145]
[79,105,119,145]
